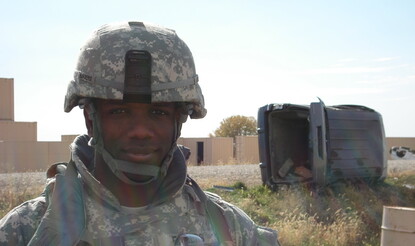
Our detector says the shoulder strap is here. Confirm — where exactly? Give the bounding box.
[46,162,68,178]
[185,176,234,244]
[28,161,86,246]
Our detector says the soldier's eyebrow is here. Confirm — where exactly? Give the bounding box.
[101,100,125,106]
[100,99,174,108]
[152,102,174,107]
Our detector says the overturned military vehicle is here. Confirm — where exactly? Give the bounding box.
[390,146,415,160]
[258,99,387,189]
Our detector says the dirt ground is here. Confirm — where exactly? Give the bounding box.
[188,160,415,189]
[1,160,414,190]
[187,164,262,188]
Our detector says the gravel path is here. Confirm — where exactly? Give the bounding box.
[187,164,262,188]
[187,160,415,188]
[1,160,414,190]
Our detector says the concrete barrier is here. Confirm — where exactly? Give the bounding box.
[381,206,415,246]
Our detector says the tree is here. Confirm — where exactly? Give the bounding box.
[213,115,257,138]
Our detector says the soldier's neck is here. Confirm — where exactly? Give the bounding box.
[93,155,157,207]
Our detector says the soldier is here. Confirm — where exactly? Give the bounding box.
[0,21,279,245]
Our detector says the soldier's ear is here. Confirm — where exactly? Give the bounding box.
[83,108,93,137]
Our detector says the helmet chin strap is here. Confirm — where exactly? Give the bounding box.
[86,102,183,186]
[93,141,161,185]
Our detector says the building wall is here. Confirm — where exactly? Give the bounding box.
[235,135,260,163]
[178,138,211,165]
[0,135,79,172]
[0,141,71,172]
[386,137,415,160]
[178,137,201,165]
[61,135,79,143]
[0,78,14,121]
[177,137,233,165]
[1,135,415,172]
[0,121,37,141]
[0,78,37,142]
[0,141,42,172]
[46,141,72,164]
[210,137,234,164]
[386,137,415,150]
[3,77,415,172]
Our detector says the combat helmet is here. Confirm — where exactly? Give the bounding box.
[65,21,206,118]
[64,21,206,185]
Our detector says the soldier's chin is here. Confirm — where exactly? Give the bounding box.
[124,172,155,183]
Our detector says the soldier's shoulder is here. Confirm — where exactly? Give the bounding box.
[0,195,47,244]
[205,191,255,226]
[204,191,280,245]
[5,195,46,218]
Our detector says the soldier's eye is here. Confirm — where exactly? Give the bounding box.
[110,108,128,114]
[151,109,167,115]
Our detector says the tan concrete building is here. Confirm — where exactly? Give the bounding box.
[235,135,260,164]
[0,78,74,172]
[177,137,234,165]
[1,77,415,172]
[0,78,14,121]
[0,78,234,172]
[386,137,415,151]
[0,78,37,142]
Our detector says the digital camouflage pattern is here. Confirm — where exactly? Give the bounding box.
[1,21,279,245]
[0,189,276,245]
[65,21,206,184]
[0,135,279,245]
[64,21,206,119]
[0,181,221,245]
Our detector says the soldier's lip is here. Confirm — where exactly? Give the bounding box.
[121,152,153,163]
[121,148,157,162]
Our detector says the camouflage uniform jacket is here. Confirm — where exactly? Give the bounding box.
[0,135,279,245]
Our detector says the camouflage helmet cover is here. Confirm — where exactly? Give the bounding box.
[64,21,206,119]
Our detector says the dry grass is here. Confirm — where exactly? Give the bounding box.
[1,161,415,245]
[205,161,415,246]
[211,185,370,245]
[0,172,44,218]
[211,177,415,246]
[187,157,256,166]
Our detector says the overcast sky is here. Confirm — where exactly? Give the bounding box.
[1,0,414,141]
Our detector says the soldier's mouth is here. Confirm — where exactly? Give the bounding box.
[120,147,159,163]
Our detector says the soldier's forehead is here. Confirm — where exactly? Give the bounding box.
[97,99,175,107]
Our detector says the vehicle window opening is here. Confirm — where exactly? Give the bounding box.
[268,110,310,182]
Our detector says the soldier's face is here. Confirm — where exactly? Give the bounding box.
[93,99,178,167]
